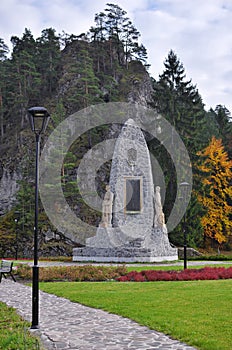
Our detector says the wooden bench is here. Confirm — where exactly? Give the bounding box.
[0,260,16,282]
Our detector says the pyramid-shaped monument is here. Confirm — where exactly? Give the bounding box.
[73,119,178,262]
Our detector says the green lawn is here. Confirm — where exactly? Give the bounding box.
[40,279,232,350]
[0,302,41,350]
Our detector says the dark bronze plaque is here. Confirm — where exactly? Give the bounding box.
[125,178,141,212]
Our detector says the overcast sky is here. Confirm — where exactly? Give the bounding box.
[1,0,232,113]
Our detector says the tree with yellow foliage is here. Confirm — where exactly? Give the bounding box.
[197,136,232,246]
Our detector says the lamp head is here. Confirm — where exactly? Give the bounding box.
[28,106,50,135]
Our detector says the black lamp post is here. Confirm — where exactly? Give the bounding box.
[28,106,50,329]
[14,210,20,260]
[179,182,190,270]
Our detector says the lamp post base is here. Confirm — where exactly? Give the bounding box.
[184,244,187,269]
[31,265,39,329]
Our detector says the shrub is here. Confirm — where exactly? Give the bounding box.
[15,264,127,282]
[117,267,232,282]
[15,264,232,283]
[190,254,232,261]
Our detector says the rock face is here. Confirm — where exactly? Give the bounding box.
[73,119,178,262]
[127,62,153,106]
[0,168,21,215]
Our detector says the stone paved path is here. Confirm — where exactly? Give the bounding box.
[0,279,197,350]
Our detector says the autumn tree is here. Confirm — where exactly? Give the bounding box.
[197,136,232,247]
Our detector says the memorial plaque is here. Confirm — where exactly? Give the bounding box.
[125,177,142,213]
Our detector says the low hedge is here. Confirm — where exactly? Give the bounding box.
[14,264,232,282]
[117,266,232,282]
[189,254,232,261]
[15,264,127,282]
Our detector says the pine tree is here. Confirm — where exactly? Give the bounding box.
[197,137,232,247]
[10,29,41,127]
[0,38,9,139]
[0,38,9,59]
[151,50,207,246]
[90,3,148,68]
[36,28,61,97]
[213,105,232,158]
[58,45,101,113]
[169,193,204,247]
[89,12,108,73]
[153,50,207,158]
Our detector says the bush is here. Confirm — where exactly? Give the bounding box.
[190,254,232,261]
[15,264,127,282]
[15,264,232,283]
[117,267,232,282]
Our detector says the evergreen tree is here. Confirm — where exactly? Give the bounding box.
[213,105,232,158]
[11,28,36,56]
[153,50,207,158]
[151,50,207,246]
[203,108,221,141]
[36,28,61,97]
[90,3,148,68]
[75,49,101,108]
[0,38,9,59]
[59,45,101,113]
[0,38,9,139]
[169,193,204,247]
[10,29,41,127]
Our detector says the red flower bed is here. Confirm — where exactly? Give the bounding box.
[117,267,232,282]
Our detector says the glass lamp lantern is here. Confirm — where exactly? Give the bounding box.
[28,107,50,135]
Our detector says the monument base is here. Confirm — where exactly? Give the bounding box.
[73,248,178,263]
[73,227,178,263]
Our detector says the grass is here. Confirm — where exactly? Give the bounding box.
[0,302,42,350]
[39,279,232,350]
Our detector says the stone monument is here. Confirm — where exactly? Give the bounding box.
[73,119,178,262]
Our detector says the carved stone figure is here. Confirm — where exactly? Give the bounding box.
[154,186,166,229]
[100,185,114,227]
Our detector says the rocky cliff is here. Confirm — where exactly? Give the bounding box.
[0,40,153,216]
[0,167,21,215]
[0,37,153,257]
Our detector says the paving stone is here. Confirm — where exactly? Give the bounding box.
[0,278,198,349]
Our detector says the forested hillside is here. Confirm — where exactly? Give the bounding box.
[0,3,231,257]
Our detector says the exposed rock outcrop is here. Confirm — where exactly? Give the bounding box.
[0,167,21,215]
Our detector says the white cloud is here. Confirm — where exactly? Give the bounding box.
[0,0,231,112]
[132,0,232,111]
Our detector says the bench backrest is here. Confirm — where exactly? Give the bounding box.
[0,260,13,272]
